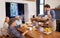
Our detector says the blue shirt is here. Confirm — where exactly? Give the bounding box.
[39,10,56,21]
[8,25,23,38]
[44,10,56,21]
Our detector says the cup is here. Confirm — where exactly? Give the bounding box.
[29,27,32,31]
[40,27,44,32]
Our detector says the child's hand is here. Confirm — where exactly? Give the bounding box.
[22,33,25,36]
[22,30,28,36]
[20,24,25,27]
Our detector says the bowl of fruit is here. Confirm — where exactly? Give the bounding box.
[43,28,52,35]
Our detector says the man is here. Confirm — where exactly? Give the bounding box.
[16,15,22,26]
[44,4,56,31]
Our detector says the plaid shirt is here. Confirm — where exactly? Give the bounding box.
[8,25,23,38]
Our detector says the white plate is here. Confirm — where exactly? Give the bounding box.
[43,32,52,35]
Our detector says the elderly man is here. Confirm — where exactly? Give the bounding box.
[16,15,22,26]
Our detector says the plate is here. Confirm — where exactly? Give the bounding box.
[43,32,52,35]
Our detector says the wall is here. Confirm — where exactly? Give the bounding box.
[0,0,5,28]
[45,0,60,9]
[0,0,36,28]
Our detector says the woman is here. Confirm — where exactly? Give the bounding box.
[2,17,9,36]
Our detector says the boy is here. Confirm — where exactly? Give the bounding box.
[8,18,28,38]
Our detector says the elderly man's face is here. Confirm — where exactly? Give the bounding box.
[17,16,20,20]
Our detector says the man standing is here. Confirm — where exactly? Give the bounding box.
[44,4,56,31]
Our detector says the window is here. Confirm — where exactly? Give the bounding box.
[36,0,44,15]
[6,2,24,18]
[10,3,18,17]
[40,5,44,15]
[39,0,44,15]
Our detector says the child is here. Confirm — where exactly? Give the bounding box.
[8,18,28,38]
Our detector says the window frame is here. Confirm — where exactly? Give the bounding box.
[36,0,45,16]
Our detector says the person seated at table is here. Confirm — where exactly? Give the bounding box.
[32,15,35,18]
[2,16,9,36]
[30,15,36,22]
[8,18,28,38]
[15,15,22,26]
[32,20,38,27]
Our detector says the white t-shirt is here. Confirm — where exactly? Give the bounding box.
[16,19,22,25]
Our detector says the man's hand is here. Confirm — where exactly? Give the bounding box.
[45,22,49,25]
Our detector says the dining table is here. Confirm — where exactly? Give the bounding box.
[17,25,60,38]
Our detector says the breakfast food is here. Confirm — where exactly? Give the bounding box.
[43,27,52,35]
[44,28,51,32]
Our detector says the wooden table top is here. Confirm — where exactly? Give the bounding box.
[17,27,60,38]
